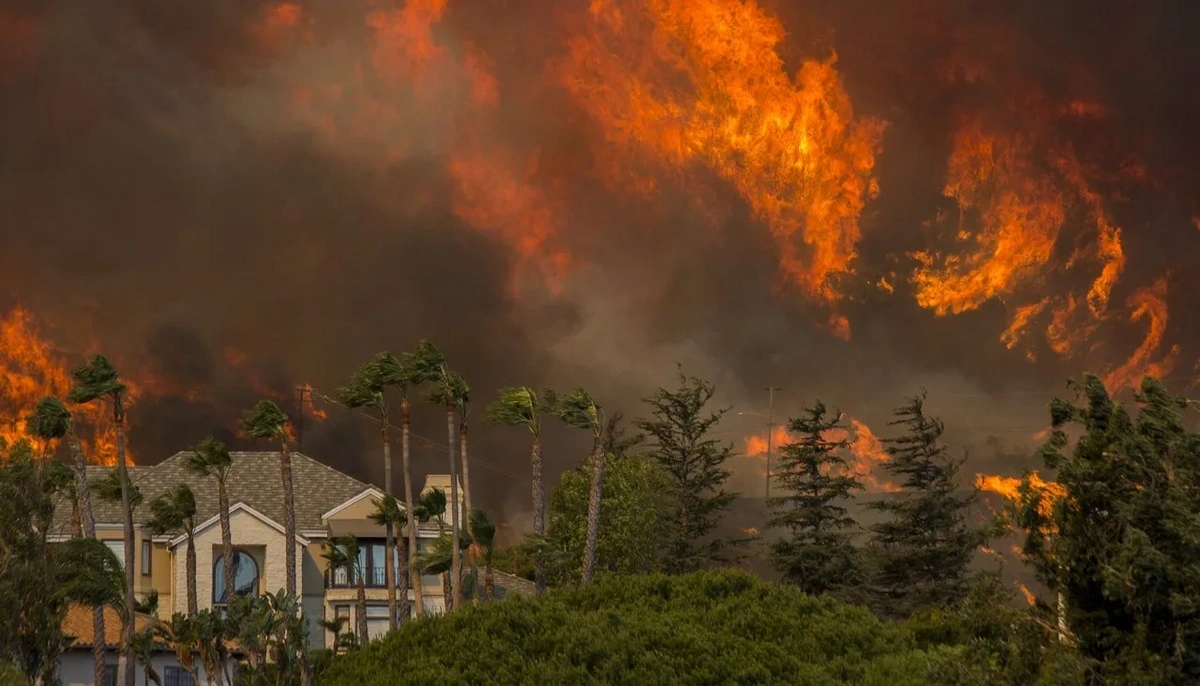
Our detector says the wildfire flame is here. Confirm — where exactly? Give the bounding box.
[744,417,898,492]
[562,0,886,335]
[975,470,1066,522]
[0,308,121,464]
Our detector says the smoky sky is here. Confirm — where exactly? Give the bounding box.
[1,0,1198,522]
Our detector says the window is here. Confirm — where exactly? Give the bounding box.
[103,665,118,686]
[212,550,259,605]
[141,540,152,576]
[104,540,125,569]
[164,666,196,686]
[365,604,393,640]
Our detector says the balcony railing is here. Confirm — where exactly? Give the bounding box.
[325,566,391,589]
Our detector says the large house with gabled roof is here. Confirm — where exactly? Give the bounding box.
[49,450,531,650]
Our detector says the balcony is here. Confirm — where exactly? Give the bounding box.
[325,566,390,589]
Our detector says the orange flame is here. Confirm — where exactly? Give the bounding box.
[1103,276,1179,392]
[561,0,886,334]
[0,308,120,464]
[745,417,898,492]
[975,470,1065,520]
[1017,582,1036,606]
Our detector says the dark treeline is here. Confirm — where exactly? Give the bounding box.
[2,344,1198,685]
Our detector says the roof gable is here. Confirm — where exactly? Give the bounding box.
[52,451,375,536]
[165,501,310,548]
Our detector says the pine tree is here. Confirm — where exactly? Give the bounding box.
[867,392,982,618]
[768,401,864,597]
[635,369,742,573]
[1020,375,1200,683]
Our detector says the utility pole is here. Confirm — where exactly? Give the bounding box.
[295,385,310,451]
[764,386,782,502]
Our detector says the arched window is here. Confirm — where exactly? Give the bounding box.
[213,550,259,605]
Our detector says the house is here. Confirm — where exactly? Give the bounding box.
[49,451,470,650]
[57,604,234,686]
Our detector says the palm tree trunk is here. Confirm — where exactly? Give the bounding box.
[382,423,398,631]
[217,479,234,614]
[356,577,368,645]
[460,421,473,517]
[279,440,297,596]
[69,434,106,686]
[401,399,424,616]
[460,421,478,604]
[581,441,607,583]
[186,531,198,615]
[445,400,463,611]
[114,406,136,686]
[395,538,409,623]
[70,495,81,538]
[531,435,546,595]
[484,561,495,603]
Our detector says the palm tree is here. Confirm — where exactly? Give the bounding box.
[67,354,136,686]
[468,509,498,602]
[429,371,478,601]
[129,627,162,686]
[89,467,148,677]
[405,340,464,611]
[240,400,297,596]
[322,535,368,645]
[393,356,425,618]
[554,388,607,582]
[368,494,408,629]
[227,594,276,671]
[336,353,407,629]
[192,609,227,686]
[183,436,235,617]
[146,484,199,615]
[158,613,200,686]
[318,617,355,654]
[415,488,453,611]
[30,396,107,686]
[485,386,557,594]
[55,537,129,686]
[413,534,465,612]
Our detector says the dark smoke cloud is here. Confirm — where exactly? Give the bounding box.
[0,0,1197,522]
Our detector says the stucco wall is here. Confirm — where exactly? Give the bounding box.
[58,651,234,686]
[171,507,304,614]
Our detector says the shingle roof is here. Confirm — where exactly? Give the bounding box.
[62,605,157,650]
[492,570,536,598]
[52,452,375,536]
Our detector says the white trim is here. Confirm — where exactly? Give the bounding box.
[299,529,327,539]
[166,502,310,548]
[321,487,387,521]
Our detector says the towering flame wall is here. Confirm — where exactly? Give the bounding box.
[0,0,1197,494]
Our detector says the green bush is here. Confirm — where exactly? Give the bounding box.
[318,570,1080,685]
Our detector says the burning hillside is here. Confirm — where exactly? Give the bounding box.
[1,0,1198,497]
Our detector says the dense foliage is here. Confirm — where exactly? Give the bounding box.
[867,393,985,618]
[636,371,744,572]
[769,401,865,598]
[317,569,1080,685]
[1018,376,1200,683]
[545,453,672,581]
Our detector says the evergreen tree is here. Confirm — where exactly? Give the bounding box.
[635,370,741,573]
[867,392,982,618]
[768,401,864,597]
[1019,375,1200,683]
